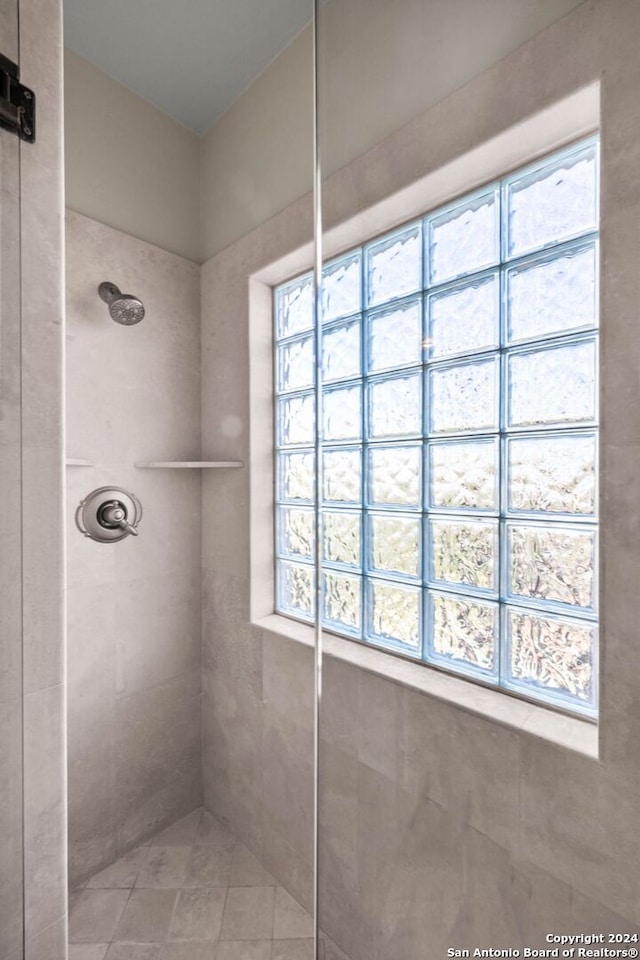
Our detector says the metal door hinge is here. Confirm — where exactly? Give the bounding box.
[0,51,35,143]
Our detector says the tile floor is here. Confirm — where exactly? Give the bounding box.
[68,808,348,960]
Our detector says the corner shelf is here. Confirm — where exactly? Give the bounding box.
[66,458,94,467]
[133,461,244,469]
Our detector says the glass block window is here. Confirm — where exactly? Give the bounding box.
[274,137,599,718]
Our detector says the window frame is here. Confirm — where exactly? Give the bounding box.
[272,135,600,721]
[247,83,601,754]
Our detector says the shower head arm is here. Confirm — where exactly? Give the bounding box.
[98,281,120,305]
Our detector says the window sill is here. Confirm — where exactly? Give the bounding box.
[254,613,599,759]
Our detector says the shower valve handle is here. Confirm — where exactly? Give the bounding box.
[98,500,139,537]
[76,487,143,544]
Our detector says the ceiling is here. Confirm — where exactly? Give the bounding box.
[63,0,314,135]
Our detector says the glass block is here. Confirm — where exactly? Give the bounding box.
[278,506,315,561]
[278,393,315,446]
[323,447,361,504]
[508,340,596,428]
[369,514,421,579]
[507,242,597,343]
[276,274,314,338]
[367,223,422,307]
[429,593,497,673]
[508,523,596,610]
[277,334,314,393]
[368,445,421,508]
[508,434,596,515]
[324,383,361,441]
[277,560,315,620]
[278,450,315,502]
[323,511,361,567]
[506,144,598,258]
[368,580,421,650]
[369,372,421,439]
[322,252,362,323]
[368,298,422,372]
[428,273,498,359]
[324,571,361,633]
[429,358,498,434]
[429,518,497,593]
[323,319,360,382]
[428,190,498,285]
[507,607,595,705]
[429,439,498,511]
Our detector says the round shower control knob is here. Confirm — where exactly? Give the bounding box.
[76,487,142,543]
[99,502,126,526]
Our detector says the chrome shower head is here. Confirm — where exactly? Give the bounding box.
[98,281,145,325]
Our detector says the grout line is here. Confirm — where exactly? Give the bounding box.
[219,883,231,942]
[270,881,276,943]
[109,884,136,948]
[165,886,182,944]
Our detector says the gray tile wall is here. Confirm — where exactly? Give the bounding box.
[18,0,67,955]
[0,40,26,956]
[66,211,203,888]
[201,2,640,957]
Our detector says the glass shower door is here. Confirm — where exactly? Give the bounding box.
[0,0,24,956]
[314,2,604,958]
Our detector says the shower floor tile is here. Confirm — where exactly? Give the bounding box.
[68,807,319,960]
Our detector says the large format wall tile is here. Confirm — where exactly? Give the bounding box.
[15,0,67,953]
[0,698,24,959]
[23,684,67,940]
[67,693,117,883]
[25,916,68,960]
[66,211,203,887]
[114,671,201,814]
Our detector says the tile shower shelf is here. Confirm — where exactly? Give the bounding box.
[133,460,244,468]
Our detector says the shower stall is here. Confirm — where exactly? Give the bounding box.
[3,0,640,957]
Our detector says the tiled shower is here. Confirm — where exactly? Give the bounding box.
[4,0,640,958]
[65,213,203,883]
